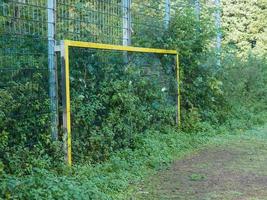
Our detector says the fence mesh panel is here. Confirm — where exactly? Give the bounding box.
[56,0,123,44]
[55,0,194,46]
[68,47,177,162]
[0,0,194,162]
[0,0,51,148]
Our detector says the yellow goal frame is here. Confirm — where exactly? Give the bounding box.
[59,40,181,166]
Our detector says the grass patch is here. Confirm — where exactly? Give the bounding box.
[133,124,267,200]
[2,118,267,199]
[0,128,210,200]
[189,173,206,181]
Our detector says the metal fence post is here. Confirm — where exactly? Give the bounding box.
[48,0,58,140]
[194,0,201,21]
[214,0,222,66]
[122,0,131,46]
[164,0,171,29]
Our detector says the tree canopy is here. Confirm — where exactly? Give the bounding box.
[222,0,267,56]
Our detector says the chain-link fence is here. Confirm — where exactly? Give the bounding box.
[0,0,194,163]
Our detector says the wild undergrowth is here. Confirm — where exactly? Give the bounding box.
[1,110,267,200]
[1,6,267,200]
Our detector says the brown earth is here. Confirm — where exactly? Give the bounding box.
[133,136,267,200]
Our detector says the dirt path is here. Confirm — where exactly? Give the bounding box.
[134,131,267,200]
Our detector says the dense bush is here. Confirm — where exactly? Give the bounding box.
[162,8,228,129]
[0,36,57,174]
[0,128,210,200]
[220,54,267,128]
[69,50,177,163]
[1,2,267,199]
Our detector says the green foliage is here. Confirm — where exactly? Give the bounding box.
[69,49,177,163]
[0,1,267,199]
[222,0,267,57]
[0,128,209,200]
[220,54,267,129]
[161,7,228,129]
[222,55,267,106]
[0,34,54,174]
[189,173,206,181]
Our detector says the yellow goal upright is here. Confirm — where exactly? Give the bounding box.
[59,40,181,166]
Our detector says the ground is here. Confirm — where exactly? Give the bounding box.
[133,127,267,200]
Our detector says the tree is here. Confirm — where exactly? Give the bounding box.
[222,0,267,57]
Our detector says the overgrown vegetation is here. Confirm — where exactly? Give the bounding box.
[69,50,177,163]
[222,0,267,57]
[0,1,267,199]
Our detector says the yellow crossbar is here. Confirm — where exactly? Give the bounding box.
[64,40,178,55]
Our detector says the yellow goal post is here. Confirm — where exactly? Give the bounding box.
[59,40,181,166]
